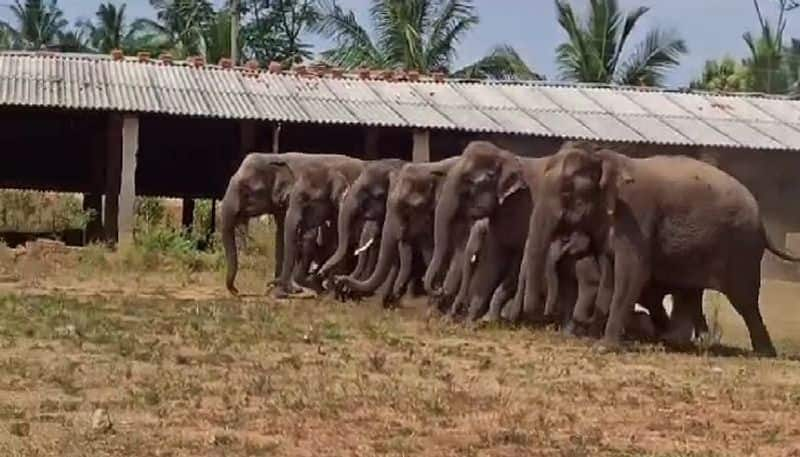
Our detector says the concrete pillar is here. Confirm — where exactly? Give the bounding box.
[82,193,103,243]
[364,127,380,159]
[117,115,139,248]
[182,198,195,231]
[104,115,122,243]
[412,129,430,162]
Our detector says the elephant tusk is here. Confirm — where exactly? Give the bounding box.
[354,237,375,256]
[309,261,320,274]
[470,253,477,264]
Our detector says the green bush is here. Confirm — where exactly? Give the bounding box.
[0,190,94,232]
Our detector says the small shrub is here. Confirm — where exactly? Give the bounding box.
[0,190,94,232]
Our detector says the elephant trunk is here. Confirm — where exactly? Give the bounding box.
[523,201,560,321]
[341,204,399,293]
[318,183,361,278]
[424,173,460,293]
[221,187,240,295]
[276,202,302,292]
[393,240,414,297]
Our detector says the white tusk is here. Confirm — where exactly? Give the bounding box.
[310,261,319,273]
[354,237,375,256]
[470,253,477,264]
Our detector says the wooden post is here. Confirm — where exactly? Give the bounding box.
[364,127,380,159]
[412,129,430,162]
[182,198,195,231]
[117,115,139,248]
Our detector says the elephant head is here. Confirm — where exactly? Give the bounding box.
[522,143,631,320]
[221,153,294,295]
[424,141,527,294]
[276,161,354,294]
[317,159,405,279]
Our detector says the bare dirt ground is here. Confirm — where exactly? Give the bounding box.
[1,243,800,456]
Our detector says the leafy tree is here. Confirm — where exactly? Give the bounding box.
[239,0,319,65]
[554,0,687,86]
[742,0,798,93]
[0,0,69,50]
[315,0,536,79]
[690,57,752,92]
[132,0,216,59]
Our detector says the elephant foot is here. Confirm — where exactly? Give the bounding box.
[480,310,501,325]
[562,320,582,337]
[593,338,623,355]
[500,302,521,323]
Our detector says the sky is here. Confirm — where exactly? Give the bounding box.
[0,0,792,87]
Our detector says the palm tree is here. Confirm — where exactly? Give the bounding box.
[742,0,798,94]
[78,2,128,53]
[132,0,215,59]
[452,45,543,80]
[315,0,537,79]
[554,0,687,86]
[0,0,68,50]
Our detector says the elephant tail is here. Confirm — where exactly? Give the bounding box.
[763,224,800,262]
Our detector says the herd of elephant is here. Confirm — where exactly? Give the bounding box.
[221,140,800,357]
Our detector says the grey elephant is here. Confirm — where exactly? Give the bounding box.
[333,157,464,306]
[522,143,800,356]
[315,159,407,282]
[425,141,544,323]
[274,155,366,297]
[222,152,345,295]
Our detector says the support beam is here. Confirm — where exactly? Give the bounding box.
[182,198,195,231]
[104,115,122,243]
[82,193,103,243]
[364,127,380,159]
[118,115,139,248]
[412,129,430,162]
[272,122,282,154]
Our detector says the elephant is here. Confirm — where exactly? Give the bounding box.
[445,218,489,318]
[333,157,463,306]
[425,141,545,323]
[522,142,800,356]
[273,155,366,297]
[222,152,344,295]
[316,158,407,281]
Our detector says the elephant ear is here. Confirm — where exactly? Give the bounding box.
[596,149,633,218]
[498,156,527,205]
[271,163,294,207]
[330,171,350,206]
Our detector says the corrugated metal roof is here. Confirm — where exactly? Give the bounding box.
[2,51,800,150]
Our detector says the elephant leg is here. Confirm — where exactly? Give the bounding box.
[501,237,529,323]
[448,246,476,318]
[466,235,504,323]
[483,252,520,323]
[391,241,414,302]
[543,241,565,320]
[602,242,649,350]
[570,255,600,331]
[378,263,400,307]
[661,288,702,349]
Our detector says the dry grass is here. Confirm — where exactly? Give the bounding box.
[1,244,800,456]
